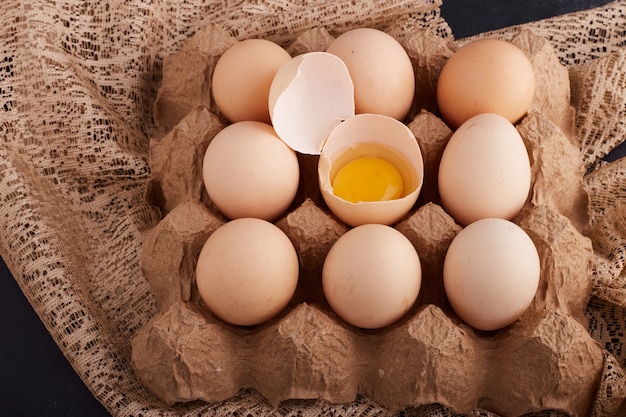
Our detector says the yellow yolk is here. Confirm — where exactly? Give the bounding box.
[332,156,404,203]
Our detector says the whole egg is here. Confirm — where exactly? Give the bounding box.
[443,218,540,331]
[436,38,535,129]
[438,113,531,226]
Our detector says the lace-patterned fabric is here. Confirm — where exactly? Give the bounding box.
[0,1,625,416]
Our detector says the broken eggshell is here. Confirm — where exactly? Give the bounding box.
[268,52,424,227]
[319,114,424,227]
[268,51,355,155]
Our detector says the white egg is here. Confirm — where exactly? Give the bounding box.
[443,218,540,331]
[438,113,531,226]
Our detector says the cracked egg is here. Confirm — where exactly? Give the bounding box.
[319,114,424,227]
[268,51,424,227]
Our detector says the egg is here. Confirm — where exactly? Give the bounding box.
[212,39,292,123]
[438,113,531,226]
[202,121,299,221]
[318,114,424,227]
[322,224,422,329]
[443,218,540,331]
[326,28,415,120]
[436,38,535,129]
[196,218,299,326]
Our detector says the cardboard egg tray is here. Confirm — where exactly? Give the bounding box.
[131,25,621,416]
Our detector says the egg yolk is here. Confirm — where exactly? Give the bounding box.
[332,156,403,203]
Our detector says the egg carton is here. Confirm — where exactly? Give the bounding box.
[131,25,617,416]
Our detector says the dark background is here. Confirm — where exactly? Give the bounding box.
[0,1,621,416]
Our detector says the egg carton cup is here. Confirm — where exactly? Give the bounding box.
[1,1,626,417]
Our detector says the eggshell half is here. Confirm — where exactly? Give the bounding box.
[318,114,424,227]
[269,52,355,155]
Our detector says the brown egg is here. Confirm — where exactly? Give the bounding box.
[436,38,535,129]
[196,218,299,326]
[212,39,291,123]
[202,121,300,221]
[326,28,415,121]
[322,224,422,329]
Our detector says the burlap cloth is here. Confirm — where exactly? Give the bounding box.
[1,0,625,416]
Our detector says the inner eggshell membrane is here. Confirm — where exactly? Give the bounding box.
[269,52,355,155]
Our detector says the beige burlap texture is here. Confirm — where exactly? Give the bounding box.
[1,1,625,416]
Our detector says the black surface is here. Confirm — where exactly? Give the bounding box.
[440,0,615,38]
[0,1,621,416]
[0,263,111,417]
